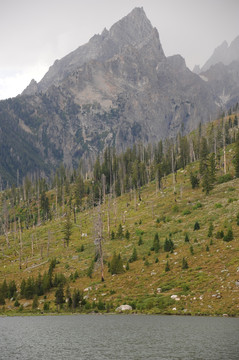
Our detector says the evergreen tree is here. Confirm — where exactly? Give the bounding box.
[190,245,194,255]
[65,285,72,308]
[208,223,214,237]
[234,135,239,178]
[165,261,170,272]
[1,280,8,299]
[110,252,124,275]
[72,289,81,309]
[63,211,72,247]
[223,229,233,242]
[152,233,160,253]
[202,166,213,195]
[55,284,64,308]
[194,221,200,231]
[129,247,138,262]
[116,223,123,238]
[32,295,39,309]
[87,260,94,278]
[125,229,130,240]
[182,257,189,269]
[138,236,143,246]
[164,238,174,252]
[190,172,199,189]
[184,233,190,243]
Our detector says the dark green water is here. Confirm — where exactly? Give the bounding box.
[0,315,238,359]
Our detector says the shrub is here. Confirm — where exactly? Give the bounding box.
[217,174,233,184]
[14,299,20,307]
[215,203,223,209]
[43,302,50,311]
[111,231,115,240]
[190,245,194,255]
[193,202,202,209]
[193,221,200,231]
[183,209,191,215]
[144,259,150,266]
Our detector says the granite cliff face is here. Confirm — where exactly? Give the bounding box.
[0,7,233,185]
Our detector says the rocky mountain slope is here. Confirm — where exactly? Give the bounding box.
[0,7,237,187]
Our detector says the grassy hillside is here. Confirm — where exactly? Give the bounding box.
[0,144,239,316]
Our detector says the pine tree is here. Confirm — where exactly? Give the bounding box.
[125,229,130,240]
[223,229,233,242]
[117,223,123,238]
[55,284,64,309]
[234,135,239,177]
[190,245,194,255]
[208,223,214,237]
[152,233,160,253]
[164,238,174,252]
[194,221,200,231]
[190,172,199,189]
[110,252,124,275]
[129,247,138,262]
[182,257,189,269]
[63,210,72,247]
[184,233,190,242]
[32,295,39,309]
[138,236,143,246]
[165,261,170,272]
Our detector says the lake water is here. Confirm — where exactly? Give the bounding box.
[0,315,238,359]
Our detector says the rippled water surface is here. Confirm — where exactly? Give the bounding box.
[0,315,238,359]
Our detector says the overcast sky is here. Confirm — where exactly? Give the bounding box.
[0,0,238,100]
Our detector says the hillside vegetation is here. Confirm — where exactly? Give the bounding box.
[0,114,239,316]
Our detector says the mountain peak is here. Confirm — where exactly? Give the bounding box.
[201,36,239,72]
[109,7,154,45]
[34,8,164,93]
